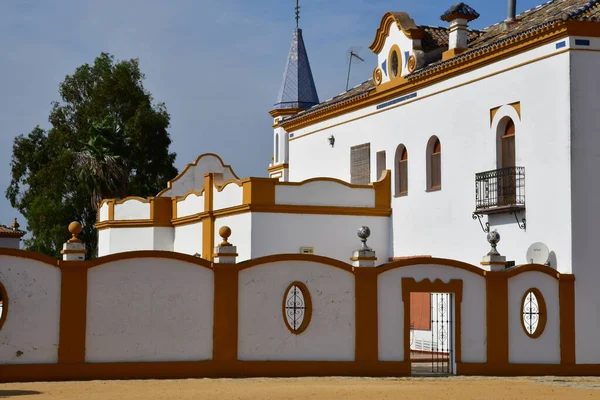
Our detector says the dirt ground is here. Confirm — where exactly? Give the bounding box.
[0,376,599,400]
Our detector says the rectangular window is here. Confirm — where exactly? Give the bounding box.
[376,151,386,181]
[351,143,371,185]
[431,153,441,189]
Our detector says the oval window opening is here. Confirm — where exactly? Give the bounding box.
[391,51,399,78]
[283,282,312,335]
[521,288,547,338]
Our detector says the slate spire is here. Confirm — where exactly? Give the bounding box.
[273,26,320,111]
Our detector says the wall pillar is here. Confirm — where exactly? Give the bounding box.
[212,264,239,361]
[486,272,509,365]
[354,269,378,362]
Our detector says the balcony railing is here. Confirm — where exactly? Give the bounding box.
[475,166,525,213]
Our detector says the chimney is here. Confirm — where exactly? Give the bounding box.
[507,0,517,22]
[440,3,480,61]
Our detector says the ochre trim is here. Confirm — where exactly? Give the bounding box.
[212,264,238,361]
[267,164,289,173]
[242,177,276,205]
[157,153,241,197]
[0,232,25,239]
[354,269,378,362]
[0,361,411,382]
[237,253,354,273]
[520,287,547,339]
[402,278,463,363]
[96,220,154,230]
[202,174,215,261]
[370,12,423,54]
[284,27,579,134]
[282,281,312,335]
[0,248,59,266]
[150,197,173,227]
[60,249,87,255]
[278,176,371,189]
[559,275,576,365]
[84,251,213,270]
[270,108,304,118]
[0,281,8,331]
[509,101,521,119]
[388,44,402,79]
[503,263,563,279]
[490,102,521,125]
[486,272,508,365]
[217,179,243,192]
[57,263,87,364]
[373,170,392,208]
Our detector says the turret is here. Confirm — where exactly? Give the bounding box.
[268,1,319,181]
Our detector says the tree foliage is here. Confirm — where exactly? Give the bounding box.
[7,53,177,258]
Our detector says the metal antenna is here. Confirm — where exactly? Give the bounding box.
[346,47,365,91]
[295,0,300,29]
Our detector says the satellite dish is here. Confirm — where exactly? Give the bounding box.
[526,242,550,265]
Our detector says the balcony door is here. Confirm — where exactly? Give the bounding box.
[499,120,516,206]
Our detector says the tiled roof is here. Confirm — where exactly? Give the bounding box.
[274,28,320,110]
[440,3,481,22]
[281,0,599,124]
[0,225,25,237]
[411,0,599,77]
[421,26,482,51]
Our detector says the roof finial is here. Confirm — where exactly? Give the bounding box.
[295,0,300,29]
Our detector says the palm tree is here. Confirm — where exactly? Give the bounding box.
[74,117,126,210]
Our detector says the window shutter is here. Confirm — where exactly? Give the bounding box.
[351,143,371,184]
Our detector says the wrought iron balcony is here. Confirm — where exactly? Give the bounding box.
[475,166,525,214]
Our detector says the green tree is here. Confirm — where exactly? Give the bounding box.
[6,53,177,258]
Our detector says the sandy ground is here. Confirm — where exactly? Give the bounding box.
[0,377,599,400]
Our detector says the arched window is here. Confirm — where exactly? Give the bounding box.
[275,134,280,163]
[427,136,442,191]
[497,118,516,205]
[0,282,7,331]
[394,144,408,196]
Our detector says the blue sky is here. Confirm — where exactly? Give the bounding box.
[0,0,545,234]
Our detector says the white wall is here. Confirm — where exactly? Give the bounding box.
[86,257,214,362]
[376,19,417,83]
[213,182,243,211]
[173,223,203,255]
[289,42,573,272]
[176,192,204,218]
[0,256,61,364]
[0,238,20,249]
[250,213,391,263]
[569,41,600,364]
[101,227,175,255]
[377,264,486,363]
[114,199,150,220]
[215,213,251,261]
[238,260,355,361]
[507,271,560,364]
[99,202,109,221]
[276,181,375,207]
[159,154,238,197]
[97,229,110,257]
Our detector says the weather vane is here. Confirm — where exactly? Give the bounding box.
[295,0,300,29]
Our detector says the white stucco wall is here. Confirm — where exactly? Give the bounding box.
[238,260,355,361]
[100,227,174,255]
[154,227,174,252]
[507,271,560,364]
[114,199,150,220]
[176,193,204,218]
[159,154,238,197]
[275,181,375,207]
[0,238,20,249]
[288,41,573,272]
[86,257,214,362]
[99,202,109,221]
[0,256,61,364]
[215,213,251,261]
[98,229,110,257]
[213,182,243,211]
[173,223,203,255]
[377,264,486,363]
[250,213,390,263]
[569,41,600,364]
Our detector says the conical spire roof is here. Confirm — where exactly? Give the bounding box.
[273,28,319,111]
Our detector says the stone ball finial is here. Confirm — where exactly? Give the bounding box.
[357,226,371,250]
[486,229,501,256]
[219,226,232,246]
[67,221,83,243]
